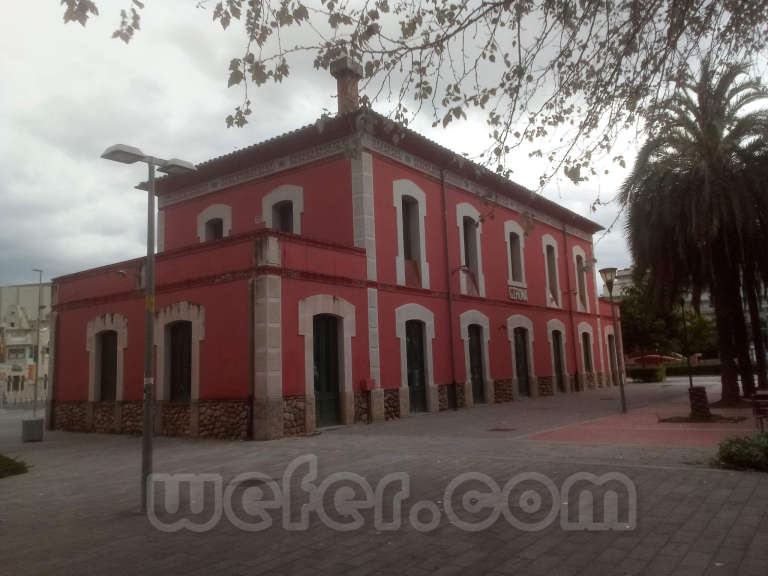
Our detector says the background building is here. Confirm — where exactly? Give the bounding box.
[0,282,52,407]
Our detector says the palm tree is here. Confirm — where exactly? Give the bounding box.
[620,59,768,402]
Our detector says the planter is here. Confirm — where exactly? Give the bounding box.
[22,418,44,442]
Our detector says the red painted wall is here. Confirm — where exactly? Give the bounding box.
[161,157,353,251]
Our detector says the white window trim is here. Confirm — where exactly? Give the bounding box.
[154,302,206,402]
[393,179,430,289]
[456,203,486,297]
[572,245,590,313]
[298,294,356,400]
[196,204,232,243]
[459,309,492,405]
[262,185,304,234]
[577,321,595,374]
[546,318,568,394]
[86,313,128,402]
[542,234,561,308]
[504,220,527,287]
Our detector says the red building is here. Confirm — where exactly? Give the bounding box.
[49,59,624,439]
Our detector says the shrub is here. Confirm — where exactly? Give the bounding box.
[715,434,768,472]
[666,364,721,376]
[0,454,28,479]
[628,365,666,382]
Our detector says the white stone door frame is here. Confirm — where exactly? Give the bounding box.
[459,309,493,407]
[86,313,128,402]
[154,302,206,402]
[546,318,568,394]
[604,324,617,386]
[507,314,536,398]
[577,321,596,376]
[298,294,356,431]
[395,303,438,414]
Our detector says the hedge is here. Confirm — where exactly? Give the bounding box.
[665,364,721,377]
[627,365,667,382]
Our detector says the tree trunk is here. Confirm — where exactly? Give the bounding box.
[712,277,740,402]
[733,296,755,397]
[746,280,767,390]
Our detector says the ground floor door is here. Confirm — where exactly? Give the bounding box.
[468,324,486,404]
[514,327,531,396]
[405,320,427,413]
[314,314,340,427]
[169,321,192,402]
[553,330,566,393]
[608,334,619,386]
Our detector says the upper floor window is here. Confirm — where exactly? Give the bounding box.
[394,180,430,289]
[504,220,526,286]
[542,234,560,307]
[573,246,590,312]
[456,203,485,297]
[204,218,224,241]
[196,204,232,243]
[262,185,303,235]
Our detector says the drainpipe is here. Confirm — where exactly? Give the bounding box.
[562,224,580,390]
[247,275,255,440]
[441,169,459,410]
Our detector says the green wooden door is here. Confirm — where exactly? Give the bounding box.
[406,320,427,412]
[468,324,485,403]
[314,314,340,427]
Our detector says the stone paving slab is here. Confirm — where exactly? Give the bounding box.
[2,378,768,575]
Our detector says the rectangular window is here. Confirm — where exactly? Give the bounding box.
[546,245,559,305]
[509,232,523,283]
[273,201,294,233]
[402,196,421,287]
[576,255,587,309]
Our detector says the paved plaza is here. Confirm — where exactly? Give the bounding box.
[2,378,768,575]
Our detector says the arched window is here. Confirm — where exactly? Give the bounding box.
[196,204,232,243]
[262,185,304,234]
[542,234,561,307]
[272,200,294,233]
[504,220,526,286]
[456,203,485,297]
[573,245,590,312]
[393,180,430,289]
[204,217,224,241]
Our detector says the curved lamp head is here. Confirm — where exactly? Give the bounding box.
[101,144,146,164]
[159,158,196,175]
[599,267,618,295]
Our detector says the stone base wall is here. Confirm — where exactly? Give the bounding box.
[198,400,249,439]
[541,377,556,396]
[93,403,116,433]
[282,396,306,437]
[455,383,466,409]
[54,402,88,432]
[494,379,515,403]
[384,389,400,420]
[583,372,598,389]
[354,391,370,423]
[121,401,143,435]
[438,385,449,411]
[162,403,191,437]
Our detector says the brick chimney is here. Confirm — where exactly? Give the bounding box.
[330,56,363,115]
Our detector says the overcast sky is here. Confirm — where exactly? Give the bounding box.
[0,2,633,287]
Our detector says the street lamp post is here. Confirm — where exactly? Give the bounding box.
[599,267,627,414]
[32,268,43,418]
[101,144,196,512]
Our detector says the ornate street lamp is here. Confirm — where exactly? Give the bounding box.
[101,144,196,512]
[599,267,627,413]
